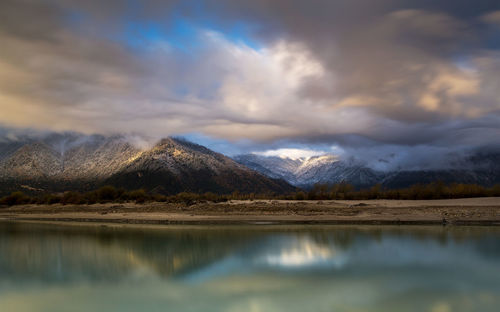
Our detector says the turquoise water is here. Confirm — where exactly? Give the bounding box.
[0,222,499,312]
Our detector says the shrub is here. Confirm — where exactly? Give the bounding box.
[170,192,199,205]
[294,191,306,200]
[0,191,30,206]
[152,193,168,202]
[128,189,148,204]
[84,191,98,204]
[490,184,500,197]
[61,191,85,205]
[200,192,226,202]
[96,186,119,202]
[46,194,62,205]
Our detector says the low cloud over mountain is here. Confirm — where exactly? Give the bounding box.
[234,151,500,189]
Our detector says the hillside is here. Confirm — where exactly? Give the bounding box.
[234,152,500,189]
[0,134,294,196]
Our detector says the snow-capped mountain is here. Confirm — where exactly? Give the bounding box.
[234,152,500,189]
[0,134,294,195]
[231,154,303,182]
[234,154,382,188]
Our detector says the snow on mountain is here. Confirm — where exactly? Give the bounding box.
[232,154,302,182]
[234,154,381,188]
[0,135,141,181]
[234,152,500,189]
[0,134,294,195]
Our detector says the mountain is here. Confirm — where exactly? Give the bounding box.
[232,154,302,182]
[234,154,382,188]
[234,152,500,189]
[380,151,500,188]
[292,155,383,188]
[0,134,294,196]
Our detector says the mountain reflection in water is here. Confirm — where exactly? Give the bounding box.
[0,222,499,312]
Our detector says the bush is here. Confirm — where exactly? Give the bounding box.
[96,186,119,202]
[45,194,62,205]
[490,184,500,197]
[199,192,229,202]
[169,192,199,205]
[0,191,30,206]
[84,191,98,204]
[128,189,148,204]
[152,193,168,202]
[1,180,499,207]
[294,191,306,200]
[61,191,85,205]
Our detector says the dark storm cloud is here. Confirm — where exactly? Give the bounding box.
[200,1,500,150]
[1,0,500,166]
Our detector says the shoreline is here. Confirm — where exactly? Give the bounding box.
[1,216,498,226]
[1,197,499,225]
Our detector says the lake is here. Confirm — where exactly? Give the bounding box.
[0,221,499,311]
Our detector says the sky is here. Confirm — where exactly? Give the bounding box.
[1,0,500,168]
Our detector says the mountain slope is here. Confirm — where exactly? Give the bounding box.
[234,153,500,189]
[234,154,382,188]
[0,134,294,195]
[233,154,301,182]
[293,155,382,188]
[105,138,294,194]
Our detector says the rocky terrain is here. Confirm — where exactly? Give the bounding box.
[0,134,294,196]
[234,152,500,189]
[2,131,499,196]
[234,154,384,188]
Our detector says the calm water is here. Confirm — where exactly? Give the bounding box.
[0,222,499,312]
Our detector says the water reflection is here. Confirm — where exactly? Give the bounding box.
[257,236,344,267]
[0,221,499,311]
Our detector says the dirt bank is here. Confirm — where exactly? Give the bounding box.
[1,198,499,225]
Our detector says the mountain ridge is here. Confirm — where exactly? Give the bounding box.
[234,153,500,189]
[0,134,295,196]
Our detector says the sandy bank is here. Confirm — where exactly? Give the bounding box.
[1,198,499,225]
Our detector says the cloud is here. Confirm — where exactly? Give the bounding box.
[482,11,500,25]
[0,0,500,162]
[254,148,329,160]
